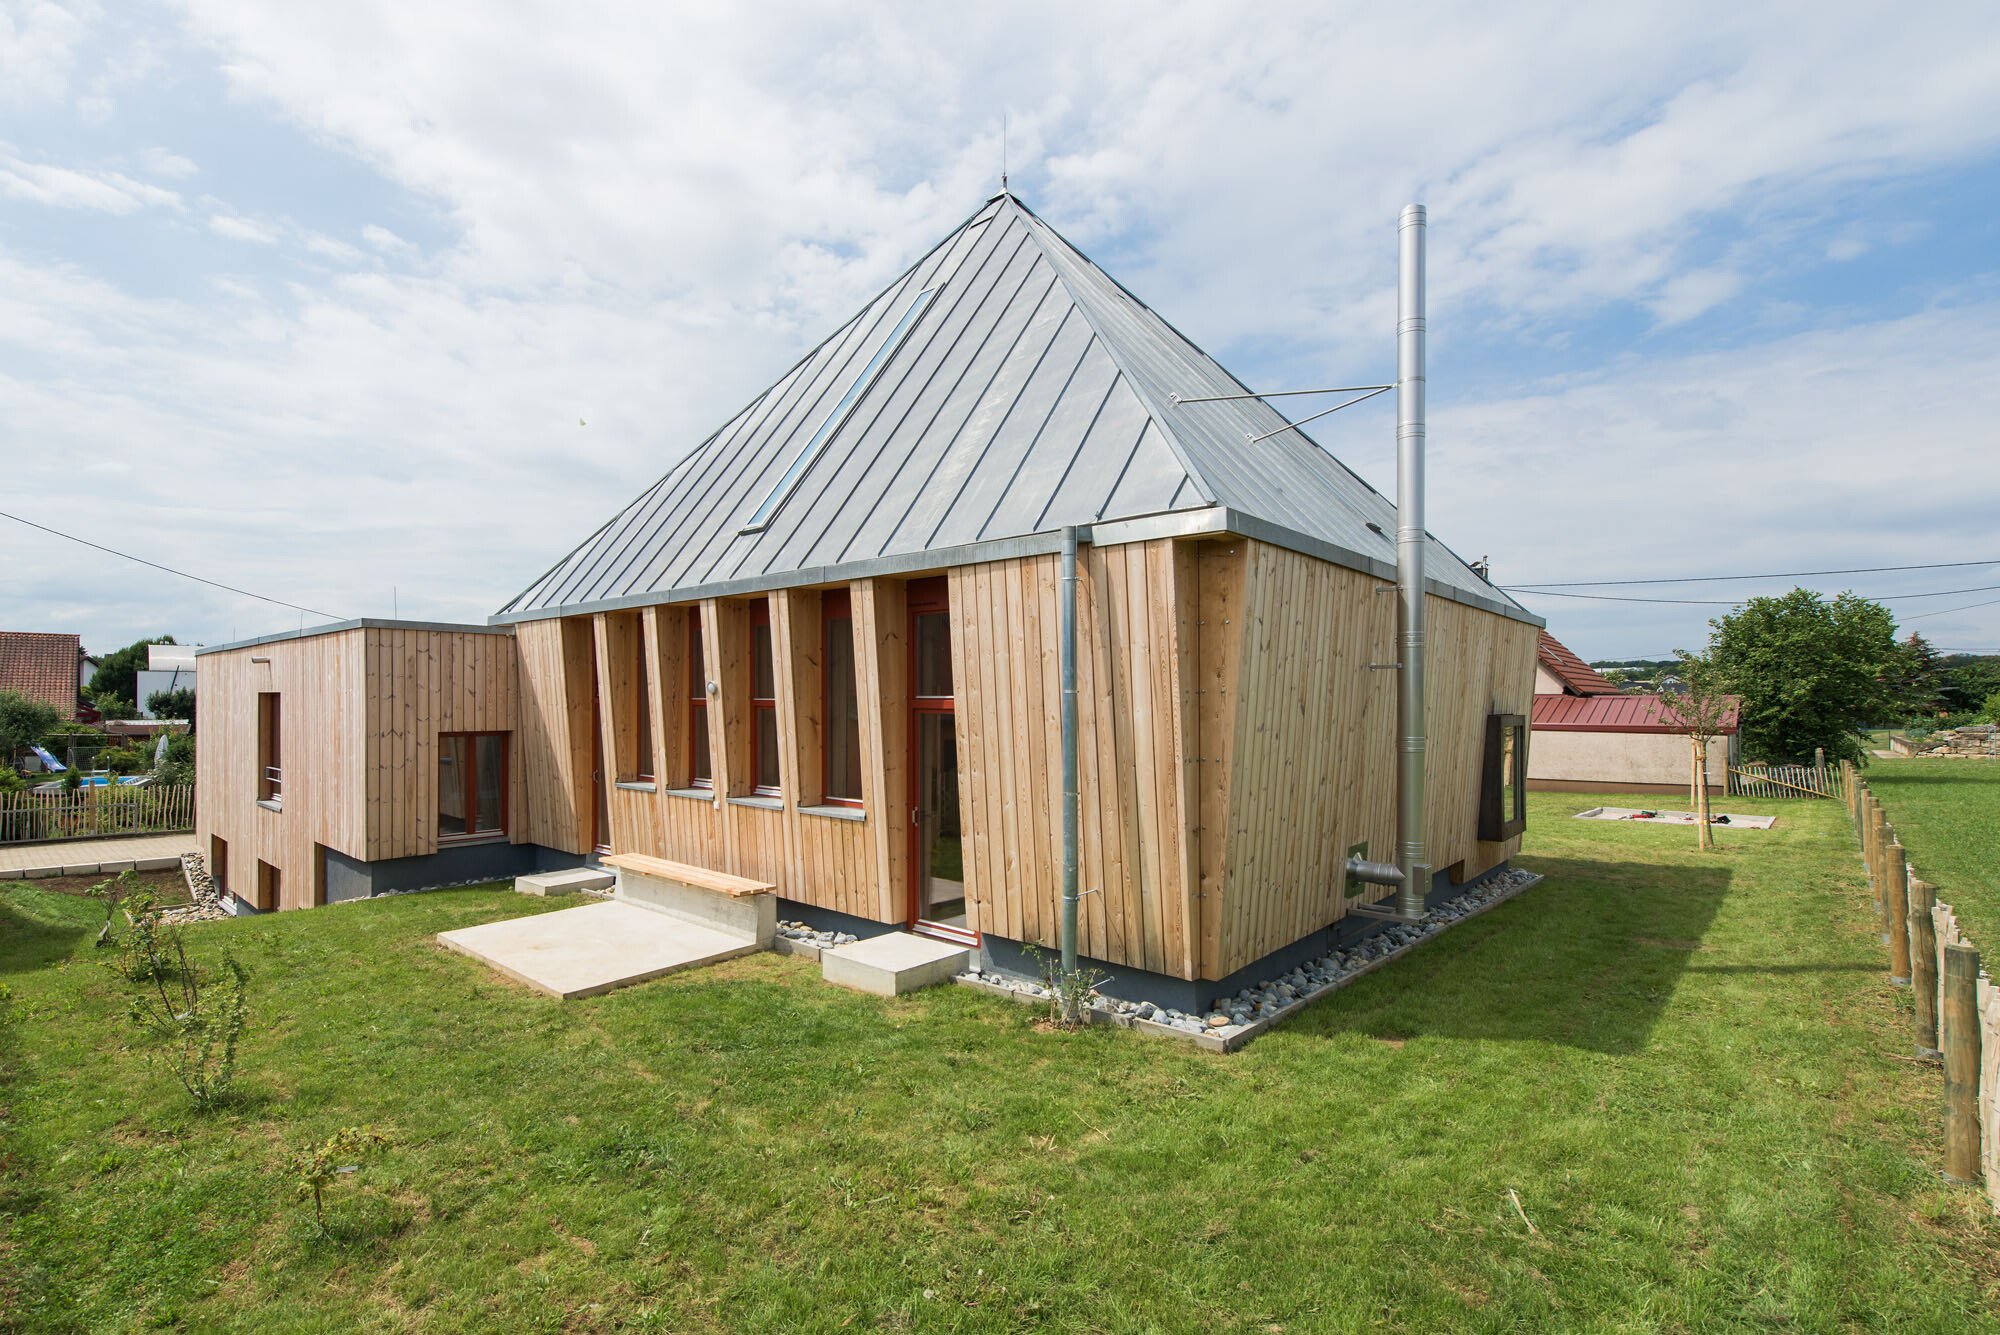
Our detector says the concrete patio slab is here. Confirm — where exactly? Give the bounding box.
[438,900,762,999]
[823,932,974,996]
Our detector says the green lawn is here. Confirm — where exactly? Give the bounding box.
[1866,757,2000,947]
[4,793,1998,1331]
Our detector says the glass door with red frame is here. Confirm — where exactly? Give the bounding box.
[908,581,968,940]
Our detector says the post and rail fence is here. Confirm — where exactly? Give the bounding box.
[0,784,196,845]
[1842,759,1997,1206]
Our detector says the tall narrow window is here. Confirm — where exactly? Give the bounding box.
[439,731,509,840]
[627,615,656,782]
[749,599,781,795]
[688,615,711,787]
[1479,713,1529,842]
[256,692,282,805]
[823,590,862,806]
[255,860,279,912]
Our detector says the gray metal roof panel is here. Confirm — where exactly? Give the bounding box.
[499,194,1530,623]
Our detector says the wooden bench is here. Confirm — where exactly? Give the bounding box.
[600,852,776,944]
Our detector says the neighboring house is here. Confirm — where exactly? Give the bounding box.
[136,643,200,718]
[197,193,1543,1011]
[0,630,85,721]
[1528,631,1738,795]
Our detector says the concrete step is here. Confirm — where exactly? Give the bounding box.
[515,868,615,897]
[822,932,974,997]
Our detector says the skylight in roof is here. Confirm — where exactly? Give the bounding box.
[739,286,938,534]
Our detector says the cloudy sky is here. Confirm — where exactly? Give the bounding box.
[5,1,1999,663]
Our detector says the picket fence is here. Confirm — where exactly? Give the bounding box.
[0,783,196,844]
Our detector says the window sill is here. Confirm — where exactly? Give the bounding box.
[615,780,658,793]
[438,832,510,847]
[799,804,866,823]
[664,787,716,803]
[256,799,283,813]
[726,794,784,812]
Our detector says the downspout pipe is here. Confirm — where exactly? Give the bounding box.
[1394,203,1430,921]
[1060,524,1081,976]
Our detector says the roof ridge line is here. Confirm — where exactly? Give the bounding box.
[1000,197,1220,509]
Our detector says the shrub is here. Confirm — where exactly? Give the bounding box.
[1982,690,2000,724]
[1023,944,1108,1029]
[126,943,249,1110]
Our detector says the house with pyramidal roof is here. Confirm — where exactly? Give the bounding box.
[196,193,1542,1012]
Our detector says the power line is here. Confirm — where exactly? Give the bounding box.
[1905,595,2000,622]
[1505,558,2000,590]
[1514,582,2000,608]
[0,508,345,621]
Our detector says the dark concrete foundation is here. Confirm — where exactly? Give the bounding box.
[979,861,1516,1013]
[322,841,586,903]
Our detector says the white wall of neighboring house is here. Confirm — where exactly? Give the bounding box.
[1529,728,1735,794]
[136,645,200,718]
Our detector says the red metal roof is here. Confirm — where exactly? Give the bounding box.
[1533,692,1738,734]
[1537,630,1623,696]
[0,631,82,720]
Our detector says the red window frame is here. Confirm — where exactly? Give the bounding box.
[688,613,712,789]
[438,730,510,842]
[822,589,863,808]
[749,598,781,796]
[633,622,655,782]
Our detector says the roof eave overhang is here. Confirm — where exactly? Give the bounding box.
[488,506,1545,629]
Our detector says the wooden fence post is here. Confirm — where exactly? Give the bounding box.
[1911,877,1941,1057]
[1886,844,1911,984]
[1943,942,1984,1185]
[1873,816,1892,942]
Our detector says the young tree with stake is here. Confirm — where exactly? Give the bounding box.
[1653,653,1738,851]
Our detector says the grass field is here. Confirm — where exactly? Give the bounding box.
[1865,757,2000,947]
[4,792,1998,1331]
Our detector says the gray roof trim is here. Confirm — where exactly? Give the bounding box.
[488,501,1540,629]
[196,618,513,658]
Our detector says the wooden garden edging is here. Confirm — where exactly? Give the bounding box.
[1842,759,1998,1204]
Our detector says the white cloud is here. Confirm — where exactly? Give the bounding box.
[207,211,278,243]
[359,223,411,254]
[0,0,92,106]
[0,150,180,212]
[1650,267,1744,325]
[1423,304,2000,658]
[137,146,198,179]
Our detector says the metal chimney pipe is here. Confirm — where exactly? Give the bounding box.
[1394,204,1430,921]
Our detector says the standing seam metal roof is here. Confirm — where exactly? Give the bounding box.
[499,194,1532,623]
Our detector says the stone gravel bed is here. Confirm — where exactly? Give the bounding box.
[159,851,232,925]
[957,867,1544,1051]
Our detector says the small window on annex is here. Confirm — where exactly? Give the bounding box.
[1479,713,1529,842]
[439,732,508,840]
[823,590,863,805]
[256,692,282,804]
[749,599,781,795]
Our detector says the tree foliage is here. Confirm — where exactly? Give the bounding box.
[1652,653,1737,850]
[1705,589,1900,765]
[146,687,197,729]
[0,690,61,764]
[86,636,175,712]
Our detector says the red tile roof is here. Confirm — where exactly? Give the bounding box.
[1533,691,1738,734]
[1537,630,1623,696]
[0,631,82,720]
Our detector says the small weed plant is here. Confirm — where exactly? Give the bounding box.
[126,939,248,1110]
[1024,944,1108,1029]
[292,1126,393,1234]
